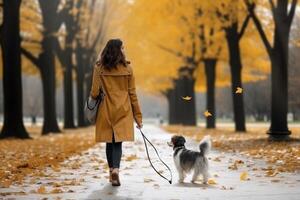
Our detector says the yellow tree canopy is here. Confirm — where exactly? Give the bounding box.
[111,0,270,94]
[20,0,42,76]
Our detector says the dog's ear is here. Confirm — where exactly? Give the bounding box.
[171,135,176,143]
[176,136,186,146]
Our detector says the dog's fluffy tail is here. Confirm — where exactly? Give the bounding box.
[199,135,211,156]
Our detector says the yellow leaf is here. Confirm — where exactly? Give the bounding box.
[207,178,217,185]
[265,170,279,177]
[204,110,212,117]
[37,185,47,194]
[235,87,243,94]
[240,172,249,181]
[182,96,192,101]
[51,188,63,194]
[125,154,138,161]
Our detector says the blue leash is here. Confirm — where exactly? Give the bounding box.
[137,127,172,184]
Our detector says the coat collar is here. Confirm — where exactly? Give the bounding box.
[100,64,131,76]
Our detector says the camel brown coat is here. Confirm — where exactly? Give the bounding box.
[90,63,143,143]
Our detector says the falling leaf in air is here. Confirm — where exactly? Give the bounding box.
[207,178,217,185]
[240,172,249,181]
[182,96,192,101]
[204,110,212,117]
[235,87,243,94]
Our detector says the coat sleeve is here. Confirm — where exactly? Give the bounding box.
[90,65,102,99]
[128,66,143,125]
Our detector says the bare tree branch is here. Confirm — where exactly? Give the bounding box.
[238,14,250,40]
[268,0,276,19]
[53,39,66,68]
[21,47,40,68]
[156,43,184,58]
[245,0,272,57]
[288,0,298,27]
[54,7,68,30]
[21,37,41,45]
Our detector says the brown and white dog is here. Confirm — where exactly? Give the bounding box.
[168,135,211,184]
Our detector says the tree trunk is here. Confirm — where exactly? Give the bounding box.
[166,89,176,124]
[246,0,297,140]
[183,77,196,125]
[0,0,30,139]
[174,78,184,124]
[75,42,86,127]
[174,76,196,126]
[204,59,217,129]
[225,23,246,132]
[38,0,61,135]
[63,46,75,129]
[84,49,94,100]
[267,17,290,139]
[61,1,76,129]
[39,41,61,134]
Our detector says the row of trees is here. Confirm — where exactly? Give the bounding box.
[0,0,298,141]
[0,0,110,138]
[123,0,298,140]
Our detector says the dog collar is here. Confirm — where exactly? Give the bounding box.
[173,145,185,150]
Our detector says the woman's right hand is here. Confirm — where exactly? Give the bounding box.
[136,122,143,129]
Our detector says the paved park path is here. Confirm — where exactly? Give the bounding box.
[1,124,300,200]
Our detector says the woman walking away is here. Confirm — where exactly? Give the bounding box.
[90,39,143,186]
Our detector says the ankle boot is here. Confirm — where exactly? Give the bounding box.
[111,168,121,186]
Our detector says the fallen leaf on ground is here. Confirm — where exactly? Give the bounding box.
[207,178,217,185]
[240,172,249,181]
[144,178,155,183]
[213,157,221,162]
[37,185,47,194]
[125,154,138,161]
[51,188,63,194]
[265,170,279,177]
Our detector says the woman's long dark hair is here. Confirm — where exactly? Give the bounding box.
[96,39,129,70]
